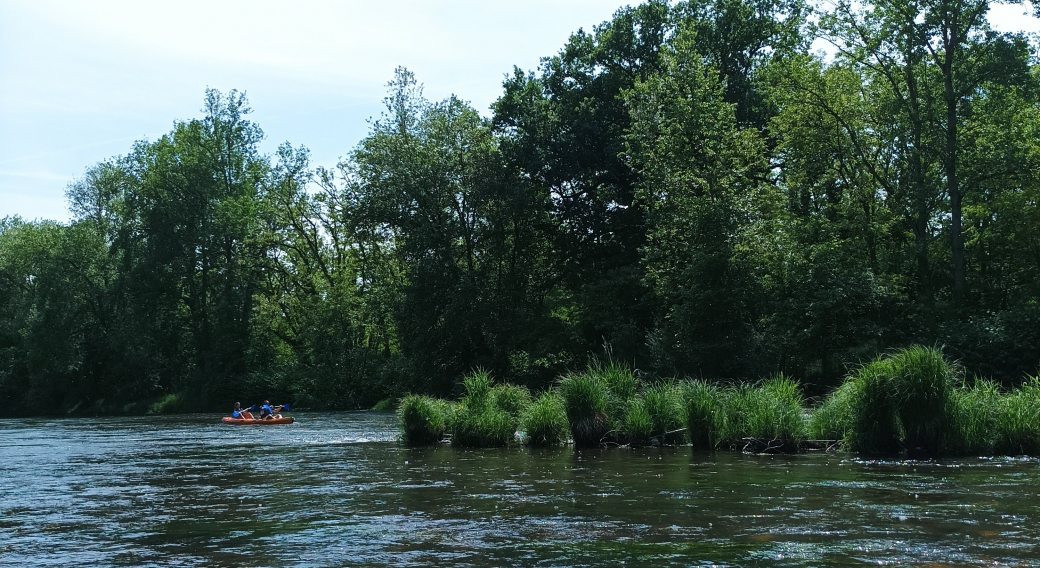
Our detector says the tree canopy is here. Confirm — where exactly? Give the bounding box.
[3,0,1040,415]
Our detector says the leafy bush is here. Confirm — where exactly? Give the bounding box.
[450,371,527,448]
[520,391,570,447]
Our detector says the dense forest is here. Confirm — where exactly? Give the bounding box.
[2,0,1040,415]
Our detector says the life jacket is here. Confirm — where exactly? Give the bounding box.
[260,404,273,418]
[232,411,241,418]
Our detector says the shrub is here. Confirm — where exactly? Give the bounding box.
[461,369,493,409]
[398,395,448,446]
[559,372,609,448]
[588,361,638,439]
[681,380,722,450]
[520,391,570,447]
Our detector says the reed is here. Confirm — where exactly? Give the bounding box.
[681,379,722,450]
[520,391,570,447]
[559,372,609,448]
[398,395,448,446]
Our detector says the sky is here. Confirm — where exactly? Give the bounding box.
[1,1,1038,223]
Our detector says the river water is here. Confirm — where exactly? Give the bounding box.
[2,412,1039,567]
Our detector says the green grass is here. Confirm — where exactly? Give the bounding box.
[994,377,1040,456]
[945,379,1000,456]
[807,381,857,443]
[888,346,957,456]
[681,380,722,450]
[559,372,609,448]
[718,376,806,452]
[521,391,570,447]
[845,356,901,454]
[451,370,525,448]
[491,384,532,422]
[397,395,448,446]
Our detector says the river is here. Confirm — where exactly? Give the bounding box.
[2,412,1039,566]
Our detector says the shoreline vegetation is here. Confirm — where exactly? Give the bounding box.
[399,346,1040,458]
[3,0,1040,417]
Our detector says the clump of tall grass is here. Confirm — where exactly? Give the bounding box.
[681,379,722,450]
[994,377,1040,456]
[807,381,857,444]
[450,370,524,448]
[719,375,806,452]
[623,383,686,446]
[587,361,638,440]
[843,356,902,454]
[945,379,1000,456]
[520,391,570,447]
[398,395,449,446]
[559,372,610,448]
[888,345,957,456]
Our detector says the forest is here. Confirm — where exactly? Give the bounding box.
[2,0,1040,415]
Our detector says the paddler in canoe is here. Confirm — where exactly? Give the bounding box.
[232,402,254,419]
[223,401,293,424]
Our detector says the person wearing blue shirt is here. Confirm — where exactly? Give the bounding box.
[258,400,284,420]
[232,402,254,420]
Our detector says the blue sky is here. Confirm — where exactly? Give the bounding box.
[1,1,1038,222]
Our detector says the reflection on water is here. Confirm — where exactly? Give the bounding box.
[2,412,1039,567]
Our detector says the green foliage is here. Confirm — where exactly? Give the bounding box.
[994,378,1040,456]
[623,383,685,447]
[681,380,723,450]
[5,0,1040,422]
[449,371,528,448]
[887,346,957,455]
[719,377,806,452]
[945,380,1000,456]
[490,383,532,421]
[559,372,610,448]
[623,398,655,446]
[520,391,570,447]
[807,381,857,443]
[397,395,448,446]
[589,361,638,436]
[844,357,901,454]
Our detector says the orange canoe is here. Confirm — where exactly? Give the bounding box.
[222,416,295,425]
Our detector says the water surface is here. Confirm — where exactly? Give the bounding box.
[2,412,1039,566]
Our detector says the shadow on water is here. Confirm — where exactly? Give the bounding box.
[2,412,1039,567]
